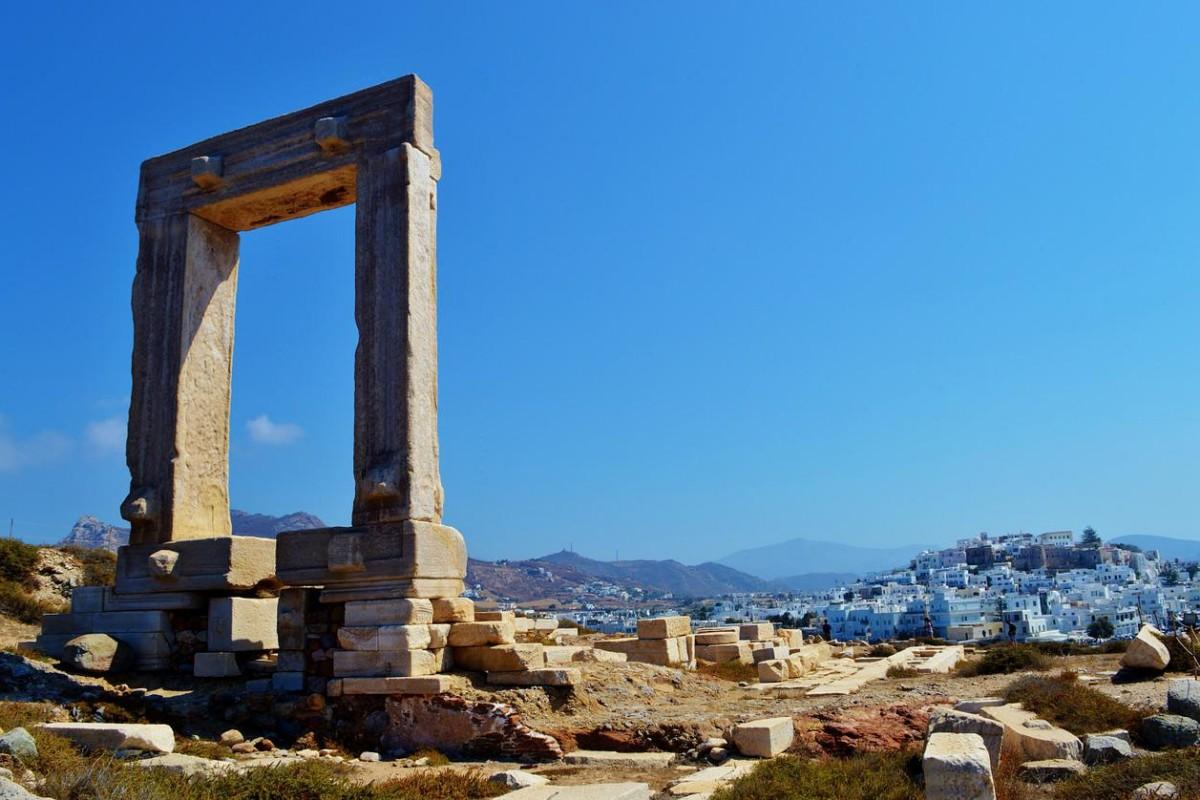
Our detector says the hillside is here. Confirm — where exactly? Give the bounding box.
[466,550,770,603]
[60,510,327,551]
[717,536,938,581]
[774,572,861,592]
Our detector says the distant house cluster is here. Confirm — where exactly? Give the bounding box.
[707,530,1192,644]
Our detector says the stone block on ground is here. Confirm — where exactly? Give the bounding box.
[1121,624,1170,671]
[39,723,175,753]
[752,646,789,664]
[1132,782,1181,799]
[453,643,545,672]
[563,751,675,768]
[695,641,751,664]
[62,634,134,674]
[193,651,240,677]
[739,623,773,641]
[332,649,439,677]
[1141,714,1200,750]
[694,629,739,646]
[928,708,1005,768]
[637,616,690,639]
[533,618,559,631]
[979,704,1082,761]
[1018,759,1088,783]
[207,597,279,652]
[337,675,466,695]
[487,668,580,687]
[756,659,788,683]
[344,598,434,627]
[923,732,995,800]
[447,621,516,647]
[954,698,1006,714]
[595,636,689,666]
[731,717,794,758]
[133,753,235,776]
[490,770,549,789]
[431,598,475,623]
[573,647,627,663]
[475,610,515,623]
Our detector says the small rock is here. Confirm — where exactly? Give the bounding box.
[488,770,549,789]
[1083,733,1133,765]
[219,729,244,746]
[295,749,320,759]
[412,756,431,766]
[230,742,255,754]
[360,751,381,762]
[62,634,135,675]
[255,739,275,752]
[0,730,36,763]
[706,746,729,764]
[1018,759,1088,783]
[319,748,337,757]
[1133,782,1180,799]
[0,776,46,799]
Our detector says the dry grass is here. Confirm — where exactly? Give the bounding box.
[1049,748,1200,800]
[175,738,229,759]
[1002,671,1145,736]
[957,644,1052,676]
[696,659,761,683]
[711,751,922,800]
[885,666,921,679]
[409,748,451,766]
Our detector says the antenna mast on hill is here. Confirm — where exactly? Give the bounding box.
[8,519,12,539]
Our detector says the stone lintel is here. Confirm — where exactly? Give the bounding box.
[115,535,277,594]
[137,75,437,230]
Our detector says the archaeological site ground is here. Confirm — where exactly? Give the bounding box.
[2,73,1200,800]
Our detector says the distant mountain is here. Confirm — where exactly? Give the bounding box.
[718,537,938,581]
[60,510,326,551]
[774,572,861,592]
[1110,535,1200,562]
[539,550,770,597]
[466,550,771,602]
[61,516,128,551]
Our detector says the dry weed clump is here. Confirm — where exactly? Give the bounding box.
[1002,670,1145,736]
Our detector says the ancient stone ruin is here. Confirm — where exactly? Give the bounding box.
[35,76,544,694]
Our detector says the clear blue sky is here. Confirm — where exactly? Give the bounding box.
[2,3,1198,562]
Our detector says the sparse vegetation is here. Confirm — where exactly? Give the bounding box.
[712,751,922,800]
[0,539,42,584]
[957,644,1051,676]
[885,665,920,679]
[59,545,117,586]
[1003,671,1145,736]
[409,748,451,766]
[697,659,760,683]
[1049,748,1200,800]
[870,643,898,657]
[0,580,61,623]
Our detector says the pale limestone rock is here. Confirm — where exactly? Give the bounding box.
[694,629,739,646]
[447,621,515,647]
[731,718,794,758]
[1122,625,1170,671]
[489,770,549,789]
[739,623,773,641]
[923,732,995,800]
[332,649,438,677]
[40,723,175,753]
[133,753,234,776]
[564,751,675,768]
[475,610,516,623]
[637,616,690,639]
[502,785,650,800]
[486,668,579,687]
[339,675,465,695]
[928,708,1004,768]
[453,644,546,672]
[344,598,433,626]
[431,598,474,623]
[756,660,789,683]
[208,597,278,652]
[980,704,1082,761]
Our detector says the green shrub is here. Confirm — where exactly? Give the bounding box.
[1003,671,1145,735]
[869,644,898,657]
[885,666,920,679]
[712,751,922,800]
[958,644,1051,676]
[0,539,41,584]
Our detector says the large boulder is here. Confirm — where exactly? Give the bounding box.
[1121,625,1170,671]
[62,634,134,674]
[38,723,175,753]
[1141,714,1200,750]
[923,732,995,800]
[1167,679,1200,721]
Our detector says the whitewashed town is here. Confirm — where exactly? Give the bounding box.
[552,529,1190,646]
